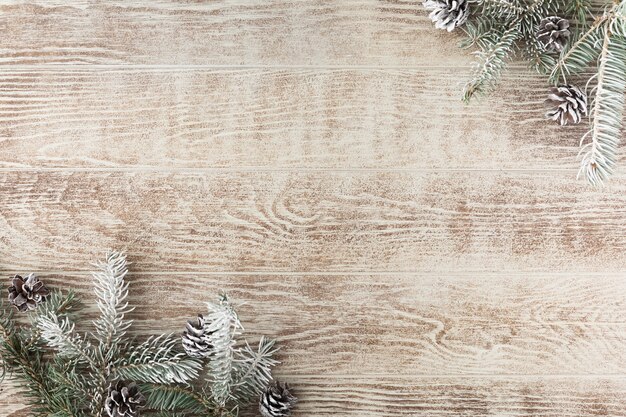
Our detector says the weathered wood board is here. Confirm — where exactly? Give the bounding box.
[0,1,624,416]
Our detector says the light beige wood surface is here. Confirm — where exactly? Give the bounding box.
[0,69,601,170]
[0,1,625,416]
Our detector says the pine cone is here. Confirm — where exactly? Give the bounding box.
[182,314,213,358]
[7,274,50,312]
[259,381,297,417]
[104,381,145,417]
[423,0,469,32]
[537,16,570,52]
[545,85,588,126]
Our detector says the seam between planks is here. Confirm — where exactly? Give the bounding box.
[0,64,536,71]
[0,167,582,173]
[0,271,621,276]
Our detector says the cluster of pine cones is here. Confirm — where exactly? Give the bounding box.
[7,275,297,417]
[422,1,587,126]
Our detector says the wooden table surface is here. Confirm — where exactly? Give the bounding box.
[1,1,626,416]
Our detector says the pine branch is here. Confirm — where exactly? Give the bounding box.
[549,19,605,84]
[141,384,213,413]
[88,251,134,416]
[37,313,95,367]
[463,24,522,102]
[477,0,526,19]
[232,337,279,404]
[92,251,133,358]
[566,0,593,32]
[204,294,242,406]
[579,11,626,184]
[114,334,202,384]
[0,299,83,417]
[27,290,80,349]
[523,36,557,75]
[461,17,506,51]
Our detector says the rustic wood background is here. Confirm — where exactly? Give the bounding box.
[1,1,626,416]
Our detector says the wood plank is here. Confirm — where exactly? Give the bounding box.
[0,1,472,67]
[4,376,626,416]
[1,171,625,274]
[0,271,622,376]
[0,68,597,170]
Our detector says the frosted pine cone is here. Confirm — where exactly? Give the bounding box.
[7,274,50,312]
[182,314,213,358]
[104,381,145,417]
[259,381,297,417]
[423,0,469,32]
[546,85,588,126]
[537,16,571,52]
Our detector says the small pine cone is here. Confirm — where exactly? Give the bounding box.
[182,314,213,358]
[259,381,297,417]
[537,16,571,52]
[423,0,469,32]
[7,274,50,312]
[545,85,588,126]
[104,381,145,417]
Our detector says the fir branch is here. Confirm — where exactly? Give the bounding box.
[477,0,526,19]
[88,251,134,416]
[27,290,80,348]
[461,17,506,51]
[232,337,279,403]
[204,294,242,407]
[0,300,83,417]
[37,313,95,367]
[523,36,557,75]
[566,0,593,32]
[463,24,522,102]
[114,334,202,384]
[549,19,605,84]
[579,14,626,185]
[141,384,213,413]
[92,251,133,358]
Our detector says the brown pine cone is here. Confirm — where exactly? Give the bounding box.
[104,381,145,417]
[423,0,469,32]
[8,274,50,312]
[259,381,297,417]
[545,85,588,126]
[182,314,213,358]
[537,16,571,52]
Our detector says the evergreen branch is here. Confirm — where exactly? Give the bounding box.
[477,0,525,19]
[141,384,213,413]
[47,358,92,414]
[37,312,95,367]
[27,290,80,349]
[232,337,279,403]
[114,334,202,384]
[92,251,133,357]
[463,24,522,102]
[549,19,605,84]
[461,17,506,51]
[566,0,593,32]
[579,16,626,184]
[523,36,557,75]
[0,300,83,417]
[204,294,242,406]
[88,251,134,416]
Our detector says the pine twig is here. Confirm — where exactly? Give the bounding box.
[578,11,626,184]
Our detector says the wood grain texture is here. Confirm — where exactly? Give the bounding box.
[5,376,626,416]
[0,0,471,67]
[0,272,624,376]
[1,171,625,274]
[1,1,624,416]
[0,68,602,170]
